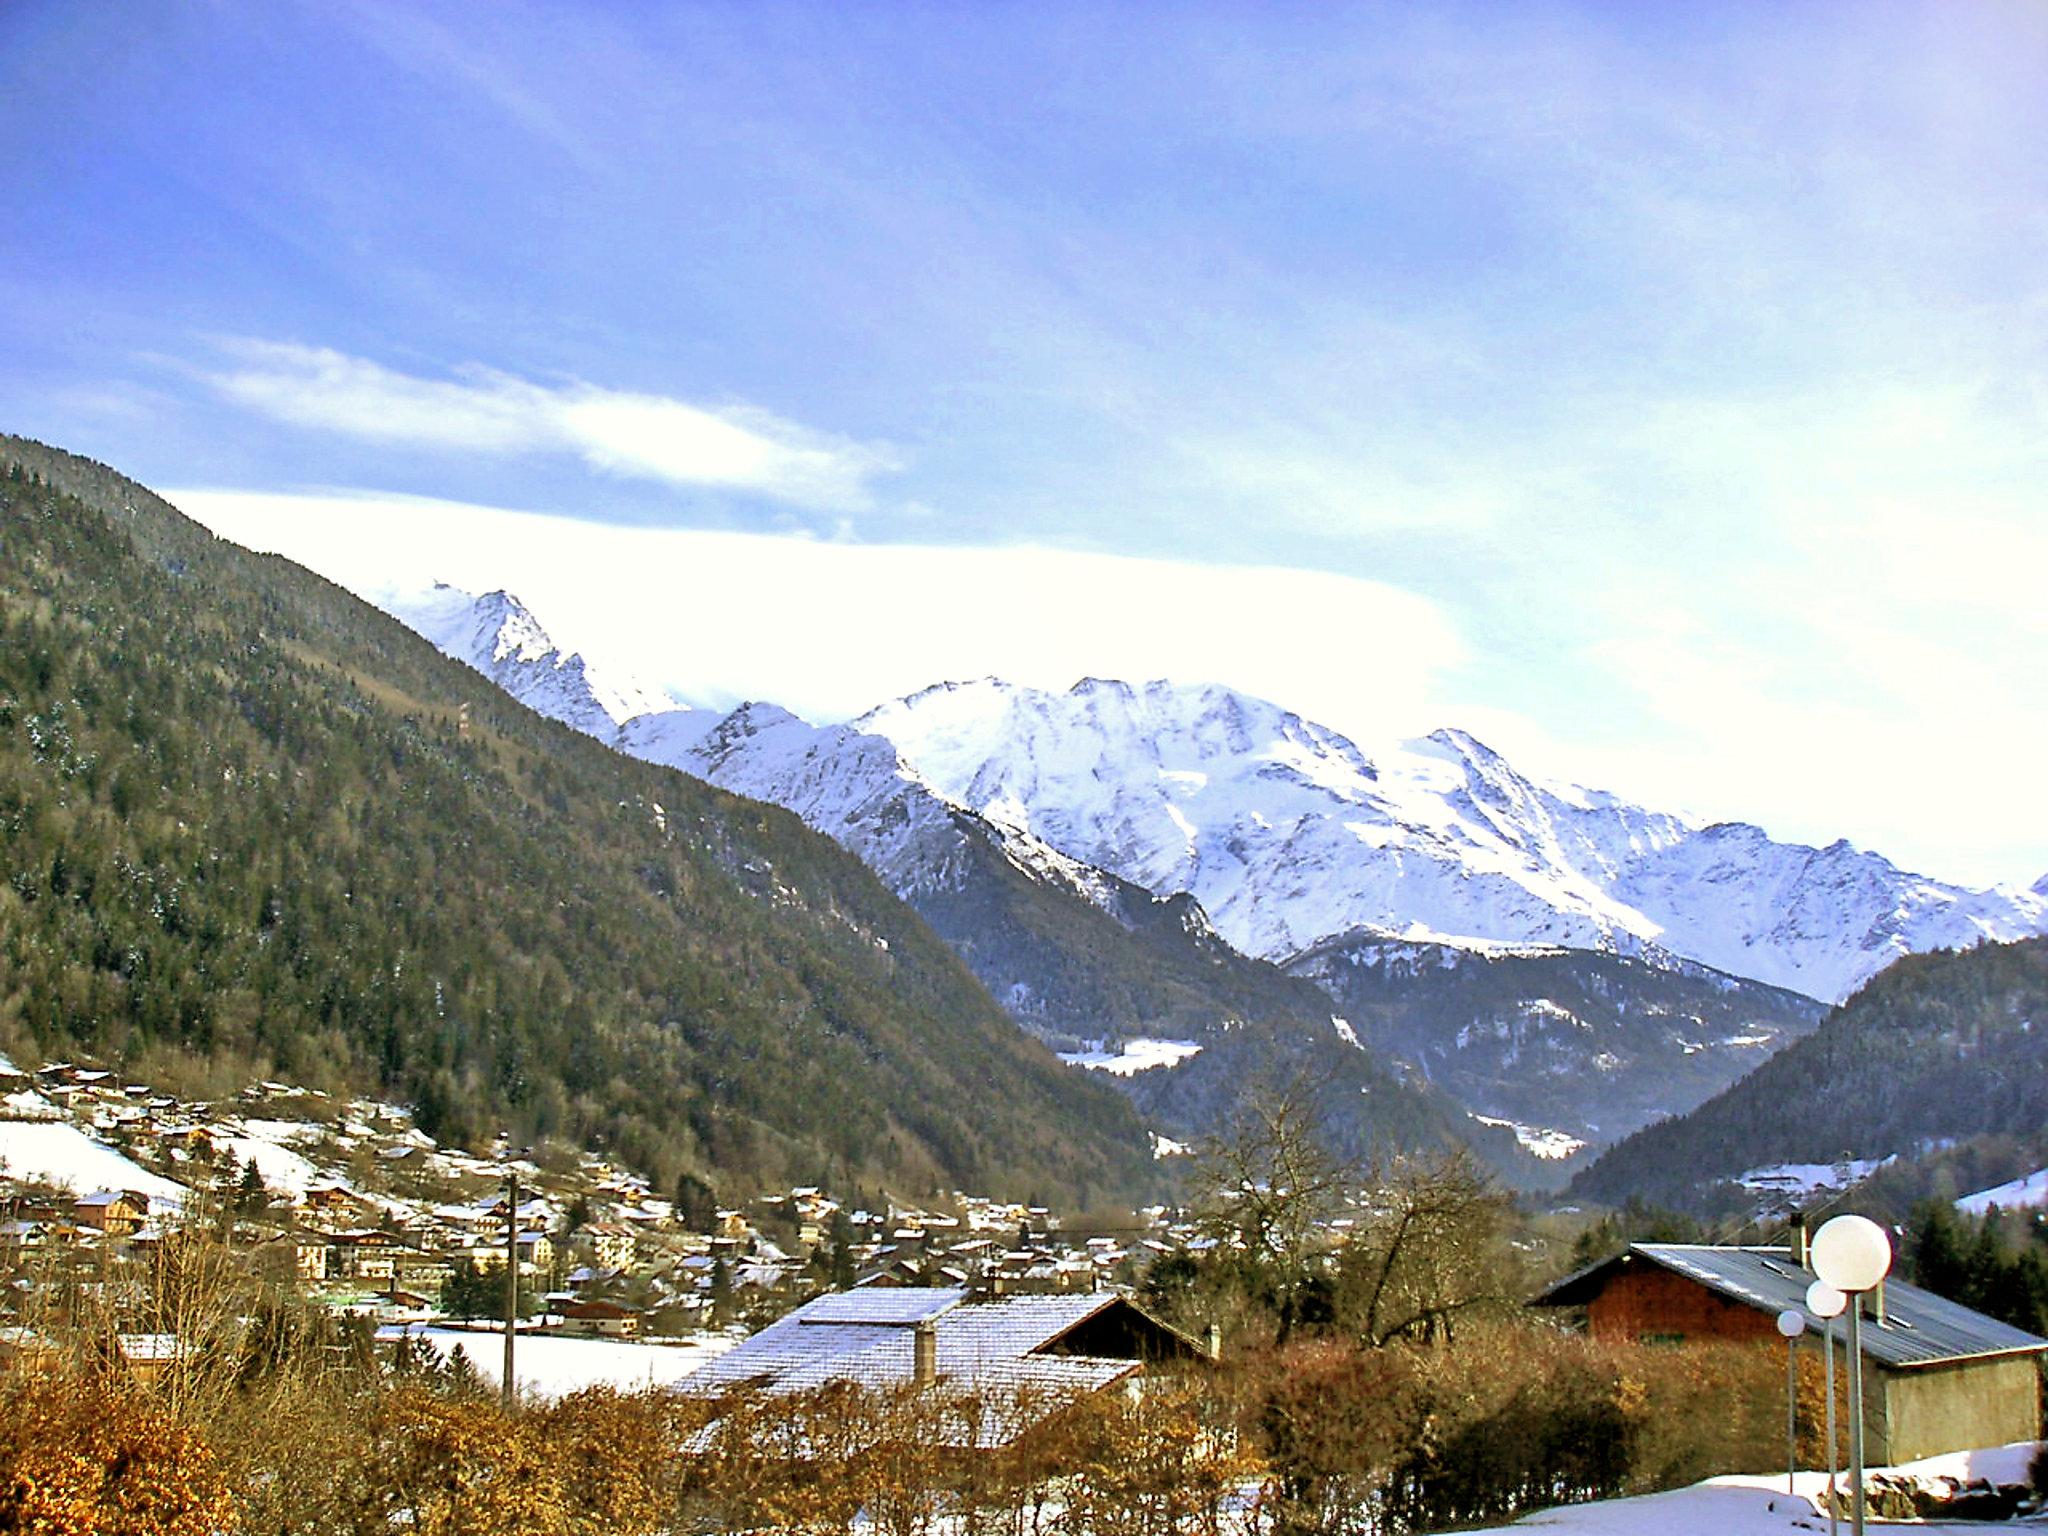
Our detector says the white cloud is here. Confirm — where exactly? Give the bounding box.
[161,478,2048,892]
[202,341,899,511]
[163,485,1465,746]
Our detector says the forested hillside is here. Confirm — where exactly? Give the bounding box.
[1570,937,2048,1213]
[1289,936,1823,1145]
[0,437,1155,1205]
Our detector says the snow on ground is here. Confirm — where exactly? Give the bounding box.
[1470,1114,1587,1161]
[0,1120,188,1204]
[1957,1166,2048,1215]
[1462,1442,2040,1534]
[1057,1038,1203,1076]
[393,1326,736,1399]
[216,1129,324,1197]
[1738,1157,1892,1196]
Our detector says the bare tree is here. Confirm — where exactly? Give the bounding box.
[1341,1147,1513,1347]
[1191,1078,1356,1346]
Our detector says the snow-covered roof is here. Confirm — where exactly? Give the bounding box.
[1538,1244,2048,1370]
[679,1286,1200,1438]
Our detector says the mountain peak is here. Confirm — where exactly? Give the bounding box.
[383,584,674,734]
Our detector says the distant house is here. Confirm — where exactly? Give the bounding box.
[1535,1243,2048,1463]
[577,1221,637,1270]
[71,1190,147,1237]
[560,1297,642,1338]
[678,1287,1209,1449]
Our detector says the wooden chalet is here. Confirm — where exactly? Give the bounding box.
[1536,1243,2047,1462]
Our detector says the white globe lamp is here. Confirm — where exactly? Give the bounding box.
[1804,1280,1846,1319]
[1809,1214,1891,1293]
[1808,1214,1892,1536]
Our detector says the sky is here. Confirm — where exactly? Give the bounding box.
[1,1,2043,887]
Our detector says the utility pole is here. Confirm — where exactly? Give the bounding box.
[502,1166,518,1410]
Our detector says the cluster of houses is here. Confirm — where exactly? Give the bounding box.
[8,1054,2042,1466]
[0,1056,1183,1347]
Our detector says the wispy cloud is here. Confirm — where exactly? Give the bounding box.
[164,485,1468,747]
[202,341,900,512]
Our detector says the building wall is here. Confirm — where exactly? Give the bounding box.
[1585,1264,1782,1346]
[1876,1355,2042,1465]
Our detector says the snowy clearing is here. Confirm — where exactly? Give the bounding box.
[1464,1442,2038,1534]
[1058,1038,1203,1076]
[216,1129,325,1196]
[1470,1115,1587,1161]
[1737,1157,1891,1196]
[0,1120,188,1204]
[1957,1167,2048,1214]
[390,1326,735,1399]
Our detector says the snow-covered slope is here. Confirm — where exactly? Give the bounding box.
[623,700,999,897]
[386,584,676,737]
[377,591,2042,1008]
[856,678,2047,1003]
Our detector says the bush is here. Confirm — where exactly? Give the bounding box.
[0,1372,238,1536]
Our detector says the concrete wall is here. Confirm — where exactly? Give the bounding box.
[1875,1354,2042,1465]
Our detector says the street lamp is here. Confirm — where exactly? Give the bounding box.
[1806,1279,1847,1536]
[1775,1308,1803,1496]
[1810,1215,1892,1536]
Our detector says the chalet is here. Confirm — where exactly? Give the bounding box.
[71,1190,148,1237]
[330,1230,413,1283]
[270,1232,328,1285]
[115,1332,191,1384]
[678,1287,1209,1449]
[559,1297,642,1338]
[301,1184,366,1227]
[1536,1243,2048,1463]
[577,1221,637,1270]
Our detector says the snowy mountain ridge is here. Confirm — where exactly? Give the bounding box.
[386,583,677,738]
[852,677,2047,1004]
[390,589,2047,1005]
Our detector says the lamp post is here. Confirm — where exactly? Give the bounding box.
[1775,1308,1803,1496]
[1806,1279,1847,1536]
[1809,1215,1892,1536]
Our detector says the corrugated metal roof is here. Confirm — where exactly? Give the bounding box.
[795,1287,968,1326]
[676,1287,1158,1427]
[1541,1244,2048,1370]
[678,1289,1153,1451]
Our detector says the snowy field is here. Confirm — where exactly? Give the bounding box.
[1058,1038,1203,1076]
[0,1117,188,1204]
[1469,1114,1587,1161]
[393,1326,736,1399]
[1464,1442,2038,1535]
[1957,1167,2048,1215]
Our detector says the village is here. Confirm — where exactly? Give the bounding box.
[0,1047,1189,1380]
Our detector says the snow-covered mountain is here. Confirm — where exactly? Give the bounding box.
[855,677,2048,1004]
[382,589,2045,1009]
[375,586,1877,1165]
[386,583,676,737]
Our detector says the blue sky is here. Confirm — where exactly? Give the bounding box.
[3,1,2044,886]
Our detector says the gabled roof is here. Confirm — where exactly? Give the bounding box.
[677,1287,1198,1444]
[1537,1244,2048,1371]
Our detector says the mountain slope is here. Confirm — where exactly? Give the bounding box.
[389,582,674,736]
[404,595,1489,1164]
[1568,937,2048,1213]
[1285,934,1824,1147]
[0,436,1155,1206]
[853,678,2045,1003]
